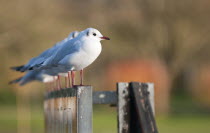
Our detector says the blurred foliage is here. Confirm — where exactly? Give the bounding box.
[0,89,16,105]
[0,0,210,132]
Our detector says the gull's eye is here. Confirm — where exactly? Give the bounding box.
[93,33,96,36]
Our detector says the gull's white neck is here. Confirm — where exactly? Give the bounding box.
[80,37,102,58]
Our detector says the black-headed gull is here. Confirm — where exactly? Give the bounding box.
[34,28,110,86]
[10,31,80,89]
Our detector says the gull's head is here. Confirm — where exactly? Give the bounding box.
[81,28,110,41]
[68,31,80,39]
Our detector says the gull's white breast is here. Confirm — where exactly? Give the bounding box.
[59,39,102,71]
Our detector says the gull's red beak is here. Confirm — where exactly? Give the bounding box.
[100,36,110,40]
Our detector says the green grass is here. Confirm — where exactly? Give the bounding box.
[93,105,117,133]
[157,115,210,133]
[0,105,210,133]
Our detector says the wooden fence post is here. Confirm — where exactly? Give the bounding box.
[147,83,155,115]
[117,82,157,133]
[130,82,158,133]
[44,82,157,133]
[44,86,92,133]
[117,83,130,133]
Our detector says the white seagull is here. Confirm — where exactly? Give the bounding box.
[10,31,80,89]
[34,28,110,86]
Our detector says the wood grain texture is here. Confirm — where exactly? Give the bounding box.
[44,86,92,133]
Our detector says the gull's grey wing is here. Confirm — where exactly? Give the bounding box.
[12,33,75,72]
[26,36,81,70]
[38,42,61,59]
[19,42,62,72]
[12,48,53,72]
[20,71,41,85]
[46,39,81,65]
[19,57,37,72]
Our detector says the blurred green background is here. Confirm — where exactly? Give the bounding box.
[1,0,210,132]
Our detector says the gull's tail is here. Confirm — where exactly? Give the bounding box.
[10,65,25,72]
[8,77,22,85]
[9,76,32,86]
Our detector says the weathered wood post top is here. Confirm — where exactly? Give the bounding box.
[44,86,92,133]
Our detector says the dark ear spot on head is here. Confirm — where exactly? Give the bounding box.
[86,31,89,36]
